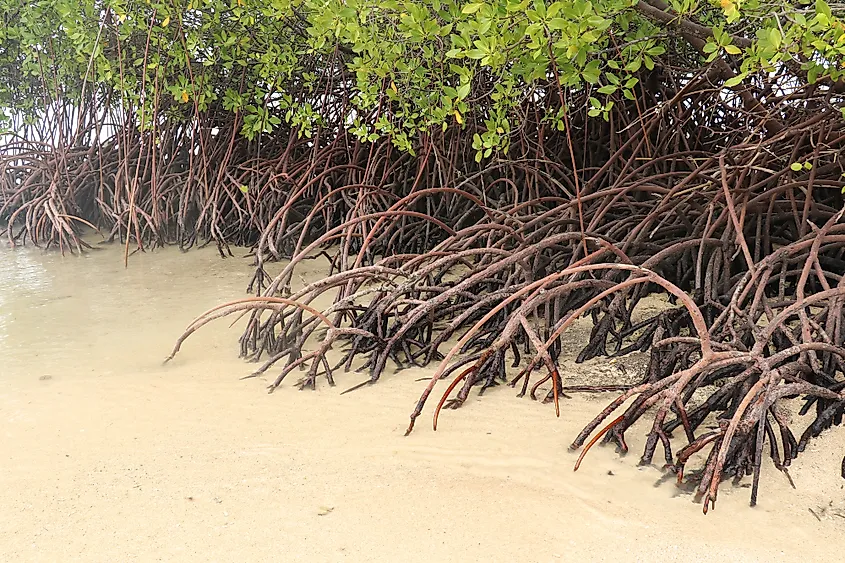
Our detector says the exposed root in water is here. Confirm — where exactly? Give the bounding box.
[7,12,845,511]
[166,92,845,510]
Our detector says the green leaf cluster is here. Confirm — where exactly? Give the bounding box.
[2,0,844,155]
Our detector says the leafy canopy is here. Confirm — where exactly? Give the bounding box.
[2,0,845,156]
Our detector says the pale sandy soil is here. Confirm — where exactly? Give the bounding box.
[1,244,844,562]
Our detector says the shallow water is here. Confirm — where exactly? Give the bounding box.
[0,243,255,370]
[1,243,844,562]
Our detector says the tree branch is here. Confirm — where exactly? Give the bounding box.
[636,0,752,49]
[636,0,783,135]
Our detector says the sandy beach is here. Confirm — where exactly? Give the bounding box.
[2,244,844,562]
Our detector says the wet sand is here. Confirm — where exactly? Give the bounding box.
[1,244,844,562]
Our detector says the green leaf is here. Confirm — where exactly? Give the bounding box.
[769,28,782,49]
[724,45,741,55]
[581,60,601,84]
[790,162,803,171]
[456,82,471,99]
[723,74,745,88]
[624,58,641,73]
[597,85,617,94]
[462,3,483,14]
[548,18,567,30]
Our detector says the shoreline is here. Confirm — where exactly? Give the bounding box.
[2,244,843,562]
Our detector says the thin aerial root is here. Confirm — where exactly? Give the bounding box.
[433,365,478,432]
[574,415,625,472]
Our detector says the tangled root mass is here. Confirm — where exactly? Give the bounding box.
[6,70,845,512]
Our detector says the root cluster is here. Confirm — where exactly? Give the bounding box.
[6,62,845,511]
[171,80,845,511]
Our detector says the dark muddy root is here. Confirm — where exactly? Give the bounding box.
[16,48,842,509]
[168,84,845,510]
[167,148,845,510]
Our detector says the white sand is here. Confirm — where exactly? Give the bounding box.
[1,244,843,562]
